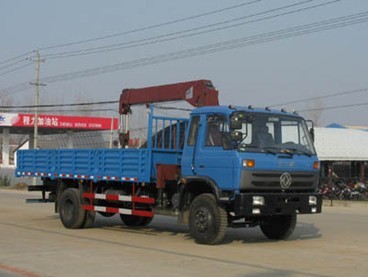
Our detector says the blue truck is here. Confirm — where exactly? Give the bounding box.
[16,80,322,244]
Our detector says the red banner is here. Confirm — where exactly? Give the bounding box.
[6,113,118,130]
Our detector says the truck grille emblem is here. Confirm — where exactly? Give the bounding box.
[280,172,292,189]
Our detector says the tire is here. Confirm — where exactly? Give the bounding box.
[260,214,297,240]
[189,194,228,245]
[58,188,86,229]
[120,214,153,227]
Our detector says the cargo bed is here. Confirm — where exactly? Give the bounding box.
[16,148,151,182]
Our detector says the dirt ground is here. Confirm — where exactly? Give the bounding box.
[0,189,368,277]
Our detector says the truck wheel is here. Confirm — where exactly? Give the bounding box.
[260,214,297,240]
[189,194,228,245]
[59,188,86,229]
[120,214,153,226]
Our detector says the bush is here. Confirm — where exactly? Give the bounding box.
[0,175,11,187]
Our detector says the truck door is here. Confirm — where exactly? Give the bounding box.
[195,114,235,190]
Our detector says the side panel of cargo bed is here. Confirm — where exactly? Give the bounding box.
[16,148,151,182]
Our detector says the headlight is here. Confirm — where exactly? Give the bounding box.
[252,196,265,206]
[309,196,317,205]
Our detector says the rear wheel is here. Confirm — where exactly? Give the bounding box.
[59,188,86,229]
[189,194,228,245]
[260,214,297,240]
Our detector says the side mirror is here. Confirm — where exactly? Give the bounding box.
[309,127,315,142]
[305,120,315,142]
[230,131,243,142]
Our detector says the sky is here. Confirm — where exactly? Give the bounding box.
[0,0,367,126]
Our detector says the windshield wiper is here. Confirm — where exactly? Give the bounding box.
[283,147,312,157]
[261,146,280,155]
[279,148,294,156]
[262,146,294,157]
[294,148,313,157]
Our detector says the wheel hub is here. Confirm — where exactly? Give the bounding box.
[195,209,209,232]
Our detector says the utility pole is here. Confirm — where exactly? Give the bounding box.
[29,50,45,149]
[109,115,115,148]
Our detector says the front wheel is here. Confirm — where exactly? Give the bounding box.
[189,194,228,245]
[260,214,297,240]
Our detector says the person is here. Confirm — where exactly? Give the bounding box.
[254,124,274,147]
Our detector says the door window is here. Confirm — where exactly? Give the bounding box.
[206,115,227,147]
[187,116,200,146]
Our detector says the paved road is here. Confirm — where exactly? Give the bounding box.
[0,189,367,277]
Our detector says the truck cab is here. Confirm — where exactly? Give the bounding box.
[182,105,319,192]
[178,105,321,243]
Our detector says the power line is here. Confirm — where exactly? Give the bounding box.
[0,62,33,77]
[0,53,42,95]
[16,108,118,114]
[0,51,34,66]
[3,10,368,95]
[299,101,368,112]
[40,11,368,84]
[0,58,28,72]
[270,88,368,107]
[1,81,31,96]
[44,0,333,59]
[3,93,368,115]
[39,0,262,51]
[0,2,261,91]
[0,100,118,109]
[0,54,34,77]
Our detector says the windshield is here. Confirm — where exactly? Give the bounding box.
[231,112,316,156]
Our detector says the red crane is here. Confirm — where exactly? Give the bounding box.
[118,79,219,146]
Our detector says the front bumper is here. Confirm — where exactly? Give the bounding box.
[233,192,322,216]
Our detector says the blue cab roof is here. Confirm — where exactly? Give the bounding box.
[191,105,303,118]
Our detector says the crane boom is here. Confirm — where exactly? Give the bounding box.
[118,79,219,147]
[119,79,219,114]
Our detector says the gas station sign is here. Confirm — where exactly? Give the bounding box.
[0,113,118,130]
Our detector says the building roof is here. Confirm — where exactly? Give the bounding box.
[314,127,368,161]
[325,123,368,131]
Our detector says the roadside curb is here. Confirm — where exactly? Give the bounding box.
[323,199,368,208]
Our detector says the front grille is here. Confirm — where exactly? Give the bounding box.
[252,173,313,179]
[240,171,318,190]
[252,181,314,187]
